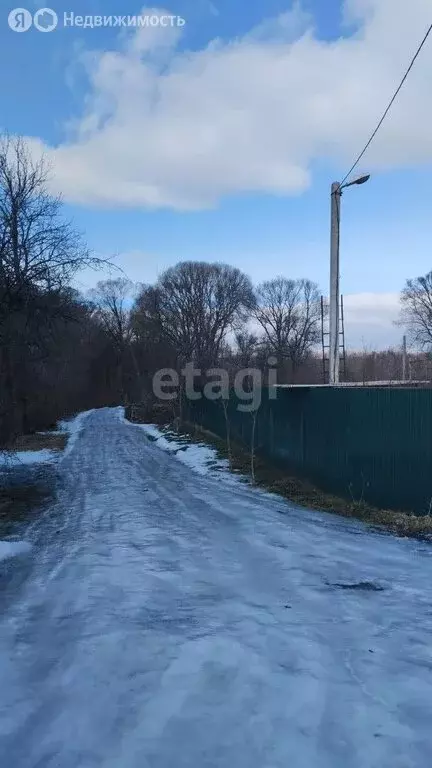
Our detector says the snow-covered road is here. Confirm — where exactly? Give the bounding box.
[1,407,432,767]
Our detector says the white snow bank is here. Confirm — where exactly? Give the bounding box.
[0,540,32,562]
[0,409,96,473]
[122,415,240,483]
[0,448,59,470]
[175,442,230,476]
[36,430,64,436]
[58,409,95,458]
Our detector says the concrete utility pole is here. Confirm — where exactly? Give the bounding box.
[329,183,341,385]
[328,174,370,385]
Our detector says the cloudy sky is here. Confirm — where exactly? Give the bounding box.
[1,0,432,349]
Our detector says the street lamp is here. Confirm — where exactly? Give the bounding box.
[341,174,371,189]
[329,174,370,385]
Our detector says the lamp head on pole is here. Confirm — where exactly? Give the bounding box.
[341,174,371,189]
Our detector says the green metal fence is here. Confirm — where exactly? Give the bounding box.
[185,387,432,515]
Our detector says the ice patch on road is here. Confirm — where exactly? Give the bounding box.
[0,540,32,562]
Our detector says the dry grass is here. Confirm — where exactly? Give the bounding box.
[127,408,432,539]
[0,484,52,524]
[11,432,67,452]
[0,429,66,534]
[192,425,432,538]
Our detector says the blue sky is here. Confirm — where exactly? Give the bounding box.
[1,0,432,348]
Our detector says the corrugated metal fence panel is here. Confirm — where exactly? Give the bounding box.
[186,387,432,515]
[269,387,432,514]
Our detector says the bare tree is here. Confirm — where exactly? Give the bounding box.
[288,279,322,370]
[90,278,134,348]
[254,277,321,377]
[130,285,164,348]
[90,278,137,403]
[130,284,180,400]
[0,136,103,442]
[234,331,259,368]
[139,261,256,371]
[0,136,101,299]
[399,271,432,350]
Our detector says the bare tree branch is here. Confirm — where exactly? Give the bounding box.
[133,261,256,371]
[399,271,432,350]
[254,277,321,372]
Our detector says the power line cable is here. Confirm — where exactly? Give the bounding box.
[339,21,432,188]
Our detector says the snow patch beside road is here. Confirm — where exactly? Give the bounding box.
[59,409,95,458]
[0,409,96,473]
[0,540,32,562]
[121,414,239,483]
[0,449,59,469]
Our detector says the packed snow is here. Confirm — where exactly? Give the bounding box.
[1,407,432,768]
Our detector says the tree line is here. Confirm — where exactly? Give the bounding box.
[1,136,431,446]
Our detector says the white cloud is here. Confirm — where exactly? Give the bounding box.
[247,2,313,43]
[343,292,402,349]
[29,0,432,209]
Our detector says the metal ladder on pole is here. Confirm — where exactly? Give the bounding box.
[321,295,347,383]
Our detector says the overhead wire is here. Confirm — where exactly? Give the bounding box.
[339,21,432,188]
